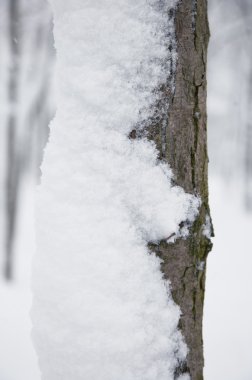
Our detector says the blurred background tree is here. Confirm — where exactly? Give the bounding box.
[0,0,54,280]
[208,0,252,206]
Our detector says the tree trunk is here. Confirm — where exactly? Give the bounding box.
[5,0,20,280]
[3,0,53,279]
[242,1,252,211]
[148,1,212,379]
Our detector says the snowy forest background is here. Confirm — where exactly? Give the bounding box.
[0,0,252,379]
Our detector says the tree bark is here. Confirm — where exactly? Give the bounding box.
[148,1,212,379]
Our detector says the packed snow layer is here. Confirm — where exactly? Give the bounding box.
[32,1,198,379]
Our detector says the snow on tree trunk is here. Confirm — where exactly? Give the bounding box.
[31,1,203,379]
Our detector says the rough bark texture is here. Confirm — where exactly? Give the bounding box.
[148,1,212,379]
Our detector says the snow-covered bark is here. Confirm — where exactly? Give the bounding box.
[147,1,211,378]
[32,1,200,379]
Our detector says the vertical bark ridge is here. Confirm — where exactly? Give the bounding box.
[148,1,212,379]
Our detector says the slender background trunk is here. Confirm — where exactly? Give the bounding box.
[5,0,21,280]
[2,0,54,280]
[148,1,212,379]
